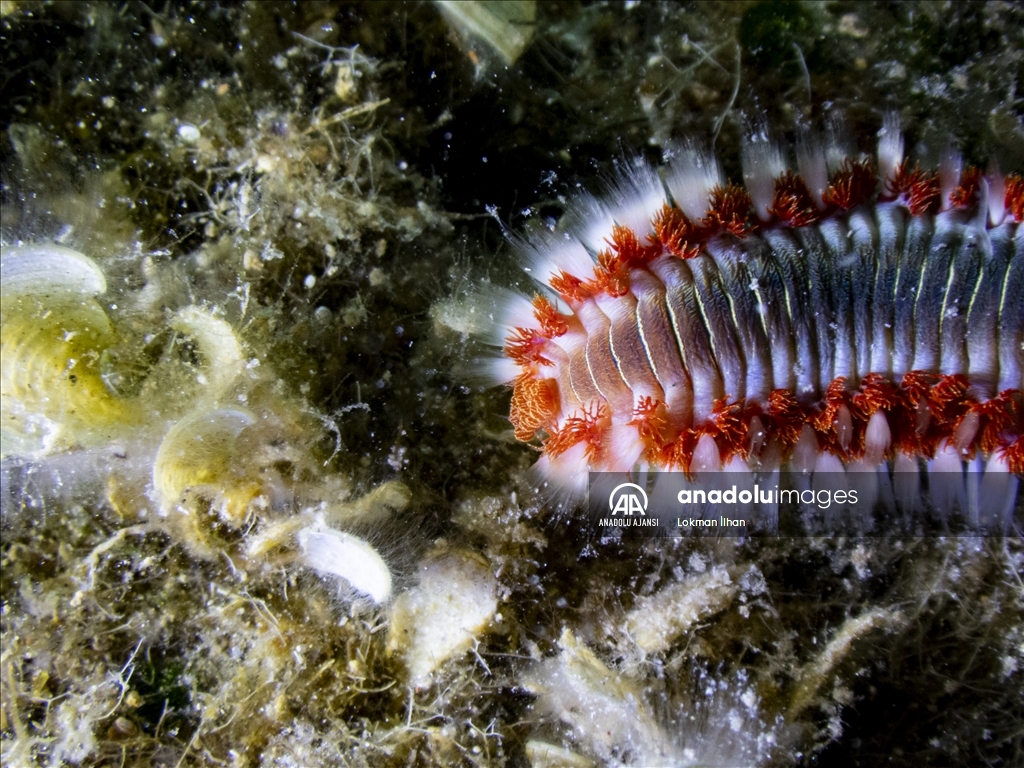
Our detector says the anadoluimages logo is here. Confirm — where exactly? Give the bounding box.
[608,482,648,516]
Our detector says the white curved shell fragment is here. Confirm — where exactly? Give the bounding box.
[296,524,392,604]
[0,244,107,298]
[170,307,244,399]
[386,550,497,688]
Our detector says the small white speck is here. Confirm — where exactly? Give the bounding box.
[304,274,316,289]
[177,124,200,143]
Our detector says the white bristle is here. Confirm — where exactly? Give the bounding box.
[664,142,724,222]
[863,411,891,467]
[790,425,819,475]
[603,156,669,238]
[966,455,983,526]
[604,424,646,471]
[986,162,1006,226]
[812,452,846,526]
[846,459,880,525]
[476,356,523,386]
[563,192,617,253]
[929,439,966,518]
[796,132,829,209]
[938,150,962,212]
[498,289,543,334]
[521,233,596,287]
[721,454,749,473]
[741,126,787,221]
[690,433,722,473]
[877,112,904,186]
[534,442,591,501]
[835,405,854,452]
[561,159,666,253]
[824,114,852,175]
[893,452,921,515]
[813,451,844,475]
[979,452,1018,533]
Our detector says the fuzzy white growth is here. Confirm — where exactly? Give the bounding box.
[296,522,392,603]
[741,125,787,221]
[0,244,107,298]
[433,283,542,346]
[876,112,904,186]
[788,608,905,718]
[664,142,724,221]
[386,550,497,688]
[527,629,775,766]
[525,629,673,764]
[624,565,737,654]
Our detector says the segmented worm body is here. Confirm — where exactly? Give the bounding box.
[489,118,1023,507]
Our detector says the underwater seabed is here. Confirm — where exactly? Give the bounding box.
[2,2,1024,767]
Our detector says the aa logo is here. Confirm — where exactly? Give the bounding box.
[609,483,648,516]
